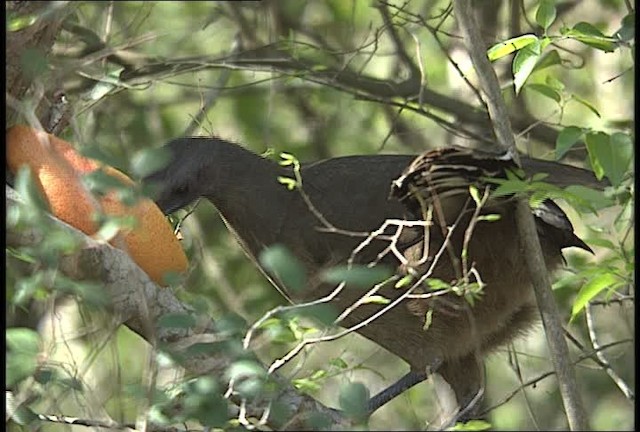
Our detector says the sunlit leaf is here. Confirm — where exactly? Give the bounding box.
[395,274,414,289]
[278,176,298,190]
[423,309,433,331]
[469,185,481,206]
[513,40,541,95]
[571,94,601,118]
[477,214,501,222]
[362,295,391,305]
[279,152,297,166]
[571,272,622,319]
[425,278,451,290]
[7,14,38,31]
[293,377,322,392]
[487,34,538,61]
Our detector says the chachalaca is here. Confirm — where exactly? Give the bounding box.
[144,137,598,420]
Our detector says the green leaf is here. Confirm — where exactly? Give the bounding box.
[563,185,614,211]
[7,14,38,31]
[20,48,48,79]
[451,419,493,431]
[362,295,391,305]
[469,185,481,206]
[395,274,414,289]
[94,215,137,243]
[545,74,565,91]
[6,328,41,387]
[158,312,197,329]
[6,392,39,426]
[12,273,46,306]
[425,278,451,290]
[6,328,41,354]
[585,131,632,186]
[582,238,616,250]
[329,357,348,369]
[513,40,541,95]
[571,272,621,319]
[52,275,110,306]
[82,169,131,196]
[14,166,49,213]
[293,303,339,326]
[321,265,392,288]
[423,309,434,331]
[279,152,297,166]
[131,148,172,179]
[571,94,601,118]
[536,0,557,31]
[562,22,618,52]
[532,49,562,73]
[225,360,266,383]
[277,176,298,190]
[259,244,307,292]
[606,132,634,186]
[487,34,538,61]
[492,178,529,197]
[526,83,561,103]
[339,382,370,420]
[584,132,607,180]
[615,13,635,42]
[555,126,585,160]
[531,173,549,182]
[477,214,501,222]
[293,377,322,392]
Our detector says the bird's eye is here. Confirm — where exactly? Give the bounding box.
[176,185,189,195]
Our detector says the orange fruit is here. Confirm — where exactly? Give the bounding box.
[7,125,188,286]
[7,125,102,235]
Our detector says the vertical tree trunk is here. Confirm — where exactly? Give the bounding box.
[6,1,71,127]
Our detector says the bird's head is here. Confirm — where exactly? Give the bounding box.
[143,137,220,214]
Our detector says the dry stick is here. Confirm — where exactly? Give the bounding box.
[265,207,468,377]
[452,1,589,430]
[483,339,631,416]
[6,188,347,431]
[585,304,635,401]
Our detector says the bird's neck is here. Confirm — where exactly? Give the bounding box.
[205,143,293,251]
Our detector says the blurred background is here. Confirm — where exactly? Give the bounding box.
[6,1,634,430]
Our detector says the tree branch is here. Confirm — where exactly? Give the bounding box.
[451,1,589,430]
[6,185,348,431]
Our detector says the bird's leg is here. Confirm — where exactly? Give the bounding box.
[366,370,429,414]
[437,355,486,426]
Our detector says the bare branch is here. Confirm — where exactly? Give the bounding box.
[6,186,349,431]
[452,1,589,429]
[585,304,635,401]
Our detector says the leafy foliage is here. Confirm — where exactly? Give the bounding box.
[6,0,634,431]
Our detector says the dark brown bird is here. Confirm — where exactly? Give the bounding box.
[144,137,598,420]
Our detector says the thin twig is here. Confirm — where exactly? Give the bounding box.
[585,304,635,401]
